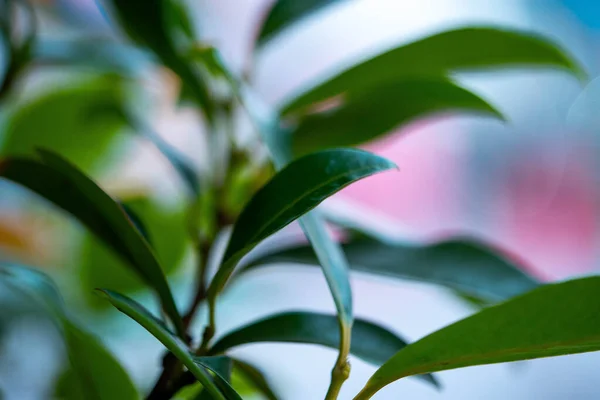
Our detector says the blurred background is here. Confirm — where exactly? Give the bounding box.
[2,0,600,399]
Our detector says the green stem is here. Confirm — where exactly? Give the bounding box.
[324,322,352,400]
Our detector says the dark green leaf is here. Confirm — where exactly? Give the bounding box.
[231,359,279,400]
[282,27,585,115]
[291,78,503,155]
[0,77,127,172]
[80,196,191,308]
[97,290,225,400]
[55,320,139,400]
[119,202,152,243]
[209,311,437,388]
[106,0,214,119]
[234,55,358,375]
[206,149,396,301]
[194,356,243,400]
[243,237,539,303]
[257,0,347,46]
[0,151,185,338]
[353,277,600,400]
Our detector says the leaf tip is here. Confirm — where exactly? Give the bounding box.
[93,288,110,300]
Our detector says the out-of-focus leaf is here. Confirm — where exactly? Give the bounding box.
[0,77,127,172]
[243,237,539,303]
[209,311,438,388]
[0,263,64,312]
[194,356,243,400]
[119,202,151,243]
[97,290,225,400]
[353,277,600,400]
[232,359,279,400]
[126,115,201,197]
[106,0,214,120]
[0,264,138,400]
[282,27,585,115]
[55,320,139,400]
[257,0,348,46]
[291,78,503,156]
[0,151,185,338]
[80,197,190,308]
[33,39,146,74]
[206,149,396,303]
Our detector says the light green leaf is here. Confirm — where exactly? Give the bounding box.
[290,77,503,155]
[97,290,225,400]
[242,237,539,303]
[354,276,600,400]
[282,27,585,115]
[0,151,185,338]
[209,311,437,388]
[0,77,127,172]
[206,148,396,301]
[257,0,348,46]
[231,359,279,400]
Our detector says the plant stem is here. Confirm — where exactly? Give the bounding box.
[324,323,352,400]
[182,240,211,328]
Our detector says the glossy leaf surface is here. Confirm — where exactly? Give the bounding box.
[209,311,438,387]
[355,277,600,399]
[194,356,243,400]
[97,290,224,400]
[244,237,539,303]
[291,78,503,155]
[207,149,396,300]
[282,27,584,115]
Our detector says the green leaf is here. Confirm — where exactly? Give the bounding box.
[0,263,64,312]
[0,77,127,172]
[125,114,201,197]
[257,0,348,46]
[353,276,600,400]
[235,75,360,383]
[0,151,185,338]
[282,27,585,115]
[80,196,191,309]
[209,311,438,388]
[0,264,138,400]
[231,359,279,400]
[55,320,139,400]
[206,148,396,301]
[97,290,225,400]
[106,0,214,120]
[194,356,243,400]
[243,237,539,303]
[290,77,503,156]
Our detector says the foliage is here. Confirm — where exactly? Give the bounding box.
[0,0,596,399]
